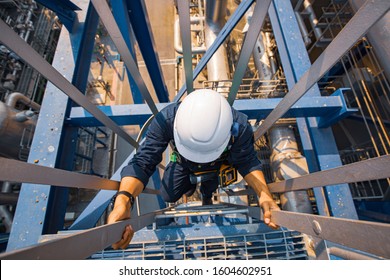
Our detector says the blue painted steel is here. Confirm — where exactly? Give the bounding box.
[317,88,358,128]
[7,0,92,251]
[35,0,80,31]
[69,3,99,105]
[355,201,390,222]
[125,0,169,103]
[270,0,358,219]
[68,95,353,127]
[174,0,255,102]
[68,103,169,127]
[111,0,143,104]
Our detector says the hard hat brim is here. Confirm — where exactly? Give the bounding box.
[174,129,231,164]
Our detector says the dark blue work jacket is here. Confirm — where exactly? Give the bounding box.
[121,103,262,186]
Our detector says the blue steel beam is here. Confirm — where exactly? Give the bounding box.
[269,0,358,219]
[68,94,355,127]
[7,0,92,251]
[35,0,80,31]
[174,0,255,102]
[111,0,143,104]
[126,0,169,102]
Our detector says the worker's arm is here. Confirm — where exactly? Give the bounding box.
[107,176,144,250]
[244,170,280,229]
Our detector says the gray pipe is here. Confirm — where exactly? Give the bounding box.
[269,126,313,213]
[303,0,323,41]
[174,17,206,54]
[5,92,40,111]
[349,0,390,82]
[204,0,230,83]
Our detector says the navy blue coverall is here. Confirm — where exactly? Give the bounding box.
[121,103,262,202]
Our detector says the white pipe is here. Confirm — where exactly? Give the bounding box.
[174,17,206,54]
[204,0,230,83]
[5,92,40,111]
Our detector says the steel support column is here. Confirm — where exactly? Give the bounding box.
[6,0,91,251]
[125,0,169,102]
[269,0,358,219]
[111,0,144,104]
[34,0,80,31]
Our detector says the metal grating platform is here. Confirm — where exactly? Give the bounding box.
[90,227,307,260]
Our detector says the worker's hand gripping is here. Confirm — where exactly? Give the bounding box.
[259,191,280,230]
[107,191,134,250]
[107,177,144,249]
[243,170,280,230]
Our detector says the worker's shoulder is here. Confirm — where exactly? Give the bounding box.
[232,107,249,124]
[158,102,179,121]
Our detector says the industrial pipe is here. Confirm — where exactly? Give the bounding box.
[5,92,40,111]
[245,7,273,82]
[174,17,206,54]
[348,0,390,82]
[204,0,230,83]
[269,126,313,213]
[303,0,323,41]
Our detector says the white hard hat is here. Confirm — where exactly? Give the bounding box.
[174,89,233,163]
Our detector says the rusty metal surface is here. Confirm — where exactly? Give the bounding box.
[271,210,390,259]
[268,155,390,193]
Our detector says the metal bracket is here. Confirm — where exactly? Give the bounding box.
[317,88,358,128]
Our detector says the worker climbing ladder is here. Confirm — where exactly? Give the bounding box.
[0,0,389,260]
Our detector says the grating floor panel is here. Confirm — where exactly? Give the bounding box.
[90,227,307,260]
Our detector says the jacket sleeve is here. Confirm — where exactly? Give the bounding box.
[228,121,262,177]
[120,109,173,186]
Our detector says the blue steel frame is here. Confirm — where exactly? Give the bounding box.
[35,0,81,31]
[111,0,144,104]
[7,0,362,250]
[7,0,96,251]
[269,0,358,219]
[68,94,357,127]
[125,0,169,103]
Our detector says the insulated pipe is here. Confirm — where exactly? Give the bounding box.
[269,126,313,213]
[5,92,40,111]
[303,0,323,41]
[174,17,206,54]
[245,7,273,82]
[348,0,390,82]
[204,0,230,84]
[264,32,277,75]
